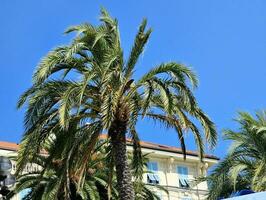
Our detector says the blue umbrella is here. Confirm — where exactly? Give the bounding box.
[223,191,266,199]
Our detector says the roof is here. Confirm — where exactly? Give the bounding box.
[135,140,219,160]
[0,136,219,160]
[0,141,19,151]
[99,134,219,160]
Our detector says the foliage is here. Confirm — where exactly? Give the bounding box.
[199,111,266,200]
[9,139,116,200]
[17,8,216,199]
[10,139,166,200]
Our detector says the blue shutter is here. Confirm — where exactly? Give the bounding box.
[177,166,189,188]
[147,162,159,184]
[153,174,160,182]
[147,173,156,181]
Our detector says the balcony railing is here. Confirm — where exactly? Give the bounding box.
[145,178,208,195]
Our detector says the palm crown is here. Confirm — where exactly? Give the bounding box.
[201,111,266,200]
[17,8,217,199]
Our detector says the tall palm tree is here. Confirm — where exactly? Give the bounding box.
[17,8,217,199]
[200,111,266,200]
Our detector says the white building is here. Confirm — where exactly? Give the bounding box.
[0,139,219,200]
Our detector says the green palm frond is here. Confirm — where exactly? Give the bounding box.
[138,62,198,88]
[201,111,266,200]
[124,18,152,79]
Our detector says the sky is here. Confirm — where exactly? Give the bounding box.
[1,0,266,158]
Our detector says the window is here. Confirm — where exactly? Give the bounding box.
[177,166,189,188]
[147,161,159,184]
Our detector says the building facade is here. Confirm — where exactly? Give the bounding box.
[0,140,218,200]
[127,141,218,200]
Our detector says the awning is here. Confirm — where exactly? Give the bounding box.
[223,192,266,200]
[179,178,189,188]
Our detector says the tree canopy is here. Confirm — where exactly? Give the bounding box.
[17,8,217,199]
[200,111,266,200]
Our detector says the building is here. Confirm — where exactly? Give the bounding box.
[0,139,219,200]
[127,140,219,200]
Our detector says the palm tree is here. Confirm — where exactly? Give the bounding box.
[17,8,217,199]
[11,134,164,200]
[200,111,266,200]
[10,139,116,200]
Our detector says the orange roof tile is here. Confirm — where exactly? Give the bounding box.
[0,136,219,160]
[0,141,19,151]
[135,140,219,160]
[99,134,219,160]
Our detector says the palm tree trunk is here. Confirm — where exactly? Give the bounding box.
[109,119,135,200]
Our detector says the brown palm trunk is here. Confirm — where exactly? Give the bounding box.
[109,119,135,200]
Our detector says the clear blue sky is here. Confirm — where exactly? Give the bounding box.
[1,0,266,158]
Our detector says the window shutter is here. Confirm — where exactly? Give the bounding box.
[147,162,159,184]
[177,166,189,188]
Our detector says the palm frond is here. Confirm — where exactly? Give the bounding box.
[124,18,152,79]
